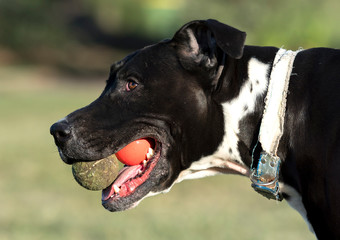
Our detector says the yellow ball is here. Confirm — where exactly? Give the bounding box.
[72,155,119,191]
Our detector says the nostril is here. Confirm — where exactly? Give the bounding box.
[56,129,69,138]
[55,128,71,140]
[50,120,71,145]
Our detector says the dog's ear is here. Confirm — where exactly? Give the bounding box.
[172,19,246,71]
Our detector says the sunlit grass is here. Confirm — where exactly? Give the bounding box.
[0,68,315,240]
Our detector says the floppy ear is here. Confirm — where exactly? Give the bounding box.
[172,19,246,71]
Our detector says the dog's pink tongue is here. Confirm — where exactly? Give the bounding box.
[102,165,142,201]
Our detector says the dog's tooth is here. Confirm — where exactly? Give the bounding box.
[113,184,120,193]
[143,160,147,166]
[146,148,154,159]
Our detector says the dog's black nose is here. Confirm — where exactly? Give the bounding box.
[50,120,71,146]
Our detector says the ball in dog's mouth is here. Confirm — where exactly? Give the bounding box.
[115,138,154,166]
[102,138,159,202]
[72,155,119,191]
[71,138,156,194]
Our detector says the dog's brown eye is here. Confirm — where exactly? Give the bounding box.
[126,79,138,91]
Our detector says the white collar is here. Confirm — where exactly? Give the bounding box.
[259,48,302,156]
[250,48,302,201]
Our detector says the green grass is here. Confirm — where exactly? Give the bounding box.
[0,67,315,240]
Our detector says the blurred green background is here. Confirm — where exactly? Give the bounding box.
[1,0,338,239]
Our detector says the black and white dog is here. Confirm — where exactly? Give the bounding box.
[50,19,340,239]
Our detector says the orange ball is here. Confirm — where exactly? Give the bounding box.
[115,139,152,166]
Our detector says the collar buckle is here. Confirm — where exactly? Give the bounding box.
[250,152,283,201]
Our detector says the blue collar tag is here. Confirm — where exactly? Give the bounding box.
[250,152,283,201]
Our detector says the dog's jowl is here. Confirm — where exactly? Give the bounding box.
[50,19,340,239]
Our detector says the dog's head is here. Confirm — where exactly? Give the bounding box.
[50,19,246,211]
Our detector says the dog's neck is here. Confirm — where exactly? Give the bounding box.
[220,46,282,168]
[177,46,281,183]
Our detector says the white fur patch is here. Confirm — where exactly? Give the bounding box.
[280,183,315,234]
[176,58,270,183]
[220,58,269,162]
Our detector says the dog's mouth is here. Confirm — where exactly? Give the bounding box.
[54,118,174,212]
[101,137,161,203]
